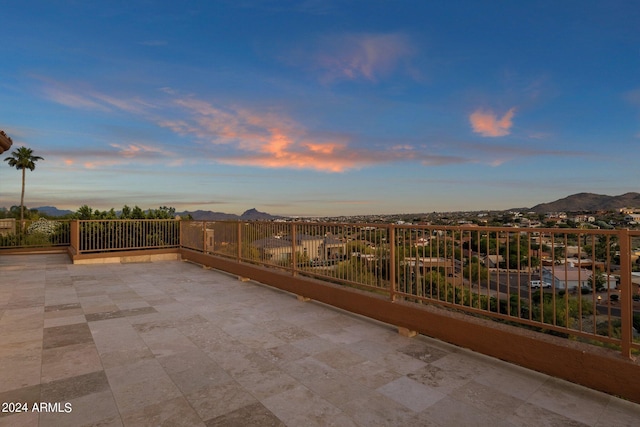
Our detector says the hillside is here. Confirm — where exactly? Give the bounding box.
[179,208,279,221]
[529,192,640,213]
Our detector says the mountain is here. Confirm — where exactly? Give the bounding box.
[529,192,640,213]
[178,208,279,221]
[240,208,275,220]
[34,206,74,217]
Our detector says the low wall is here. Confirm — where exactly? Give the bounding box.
[69,248,180,264]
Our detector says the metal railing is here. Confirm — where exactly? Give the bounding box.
[73,219,180,253]
[189,221,640,357]
[0,218,71,248]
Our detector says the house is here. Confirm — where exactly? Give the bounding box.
[542,266,592,290]
[624,214,640,224]
[251,234,346,262]
[402,257,455,277]
[482,255,504,268]
[0,218,15,236]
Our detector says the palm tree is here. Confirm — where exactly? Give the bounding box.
[4,146,44,224]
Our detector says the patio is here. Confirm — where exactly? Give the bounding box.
[1,253,639,426]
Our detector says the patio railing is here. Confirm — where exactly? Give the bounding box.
[0,218,70,248]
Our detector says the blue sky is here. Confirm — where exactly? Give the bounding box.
[1,1,639,216]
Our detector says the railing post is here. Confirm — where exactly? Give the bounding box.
[389,225,396,301]
[618,229,634,359]
[237,221,242,262]
[291,222,297,276]
[70,220,79,254]
[202,221,207,253]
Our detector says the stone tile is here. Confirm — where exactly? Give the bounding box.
[343,359,402,389]
[407,362,473,394]
[313,347,368,371]
[474,361,548,401]
[0,385,41,419]
[39,390,122,427]
[234,368,300,400]
[596,397,640,427]
[167,361,232,395]
[41,370,110,402]
[99,345,156,369]
[120,306,157,318]
[507,402,588,426]
[0,412,39,427]
[157,348,215,374]
[85,310,126,322]
[418,395,517,427]
[45,302,81,312]
[397,340,451,363]
[290,335,338,355]
[111,376,183,415]
[284,356,370,407]
[41,342,103,383]
[121,396,205,427]
[185,379,258,421]
[526,378,613,425]
[105,359,169,390]
[450,380,525,419]
[0,359,42,392]
[377,376,446,412]
[271,325,315,343]
[137,327,200,357]
[205,402,285,427]
[43,322,94,349]
[257,343,309,367]
[262,385,348,427]
[44,314,87,328]
[339,392,416,426]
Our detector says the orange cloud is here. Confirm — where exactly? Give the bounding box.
[162,98,364,172]
[469,108,515,137]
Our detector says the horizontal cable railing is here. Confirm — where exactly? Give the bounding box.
[190,220,639,357]
[0,218,71,248]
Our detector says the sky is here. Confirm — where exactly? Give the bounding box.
[1,1,639,217]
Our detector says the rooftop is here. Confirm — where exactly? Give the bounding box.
[1,253,639,426]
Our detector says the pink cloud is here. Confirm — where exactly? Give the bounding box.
[304,32,416,83]
[469,108,516,137]
[162,98,364,172]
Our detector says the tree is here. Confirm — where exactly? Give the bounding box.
[4,146,44,224]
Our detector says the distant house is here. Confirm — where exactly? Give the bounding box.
[542,266,592,290]
[624,214,640,224]
[0,218,15,236]
[402,257,455,277]
[482,255,504,268]
[251,234,346,262]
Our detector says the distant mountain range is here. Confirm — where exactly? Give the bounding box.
[20,193,640,218]
[33,206,75,216]
[528,192,640,213]
[29,206,279,220]
[178,208,280,221]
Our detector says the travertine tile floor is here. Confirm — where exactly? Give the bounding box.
[1,253,639,426]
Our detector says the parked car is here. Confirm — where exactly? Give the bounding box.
[530,280,552,289]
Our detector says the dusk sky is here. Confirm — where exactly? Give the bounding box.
[1,1,639,217]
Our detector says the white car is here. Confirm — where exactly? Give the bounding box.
[530,280,552,289]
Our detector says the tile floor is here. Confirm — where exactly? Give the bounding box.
[0,253,639,426]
